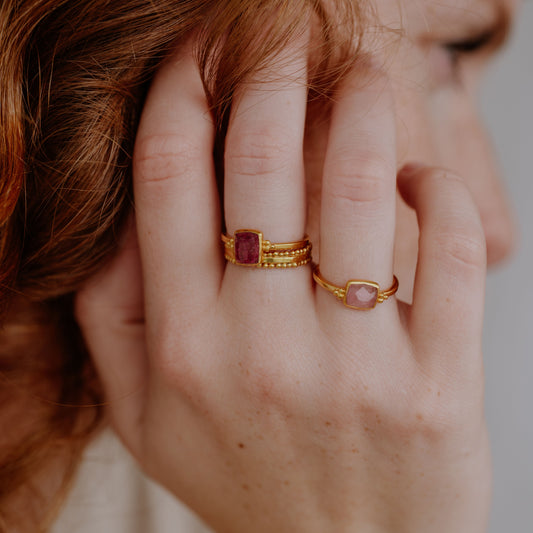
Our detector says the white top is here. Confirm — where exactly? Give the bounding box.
[52,429,213,533]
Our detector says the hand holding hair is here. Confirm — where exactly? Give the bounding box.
[75,38,492,533]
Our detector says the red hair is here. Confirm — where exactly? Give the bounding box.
[0,0,364,528]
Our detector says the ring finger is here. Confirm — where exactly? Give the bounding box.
[318,65,397,316]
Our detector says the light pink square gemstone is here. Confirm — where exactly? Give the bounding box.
[234,232,260,264]
[345,282,378,309]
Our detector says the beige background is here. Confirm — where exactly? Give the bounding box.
[53,3,533,532]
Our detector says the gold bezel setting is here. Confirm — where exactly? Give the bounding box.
[234,229,263,266]
[312,265,399,310]
[344,280,380,310]
[221,230,312,268]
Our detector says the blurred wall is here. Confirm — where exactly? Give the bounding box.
[481,2,533,532]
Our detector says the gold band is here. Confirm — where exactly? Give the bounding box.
[222,230,312,268]
[313,265,398,310]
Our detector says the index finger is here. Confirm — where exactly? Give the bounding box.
[133,44,222,322]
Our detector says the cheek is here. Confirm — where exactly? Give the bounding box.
[426,46,456,87]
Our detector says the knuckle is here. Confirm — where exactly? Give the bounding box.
[433,223,486,271]
[153,348,205,403]
[338,368,473,444]
[418,168,487,272]
[379,390,462,444]
[424,168,465,187]
[226,126,295,178]
[327,150,393,210]
[406,401,455,440]
[134,133,203,185]
[239,357,294,410]
[148,323,203,392]
[412,395,470,441]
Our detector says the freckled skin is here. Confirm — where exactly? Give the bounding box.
[305,0,518,303]
[74,0,520,532]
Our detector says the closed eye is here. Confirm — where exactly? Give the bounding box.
[443,30,498,65]
[443,6,513,66]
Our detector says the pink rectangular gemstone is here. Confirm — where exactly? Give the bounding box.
[234,232,260,264]
[345,282,378,309]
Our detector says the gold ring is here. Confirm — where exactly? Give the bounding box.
[313,265,398,310]
[222,230,312,268]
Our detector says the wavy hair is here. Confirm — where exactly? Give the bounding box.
[0,0,365,529]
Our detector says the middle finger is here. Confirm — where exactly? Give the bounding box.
[224,38,308,249]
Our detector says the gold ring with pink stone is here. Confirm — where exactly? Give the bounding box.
[221,230,312,268]
[313,265,399,310]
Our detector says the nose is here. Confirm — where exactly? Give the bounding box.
[478,173,518,266]
[456,120,518,266]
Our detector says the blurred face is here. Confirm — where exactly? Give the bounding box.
[306,0,520,301]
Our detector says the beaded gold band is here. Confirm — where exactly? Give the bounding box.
[313,265,399,310]
[222,230,312,268]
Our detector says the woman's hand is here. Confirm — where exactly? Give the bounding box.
[75,41,491,533]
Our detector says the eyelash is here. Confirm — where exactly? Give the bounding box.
[443,31,496,68]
